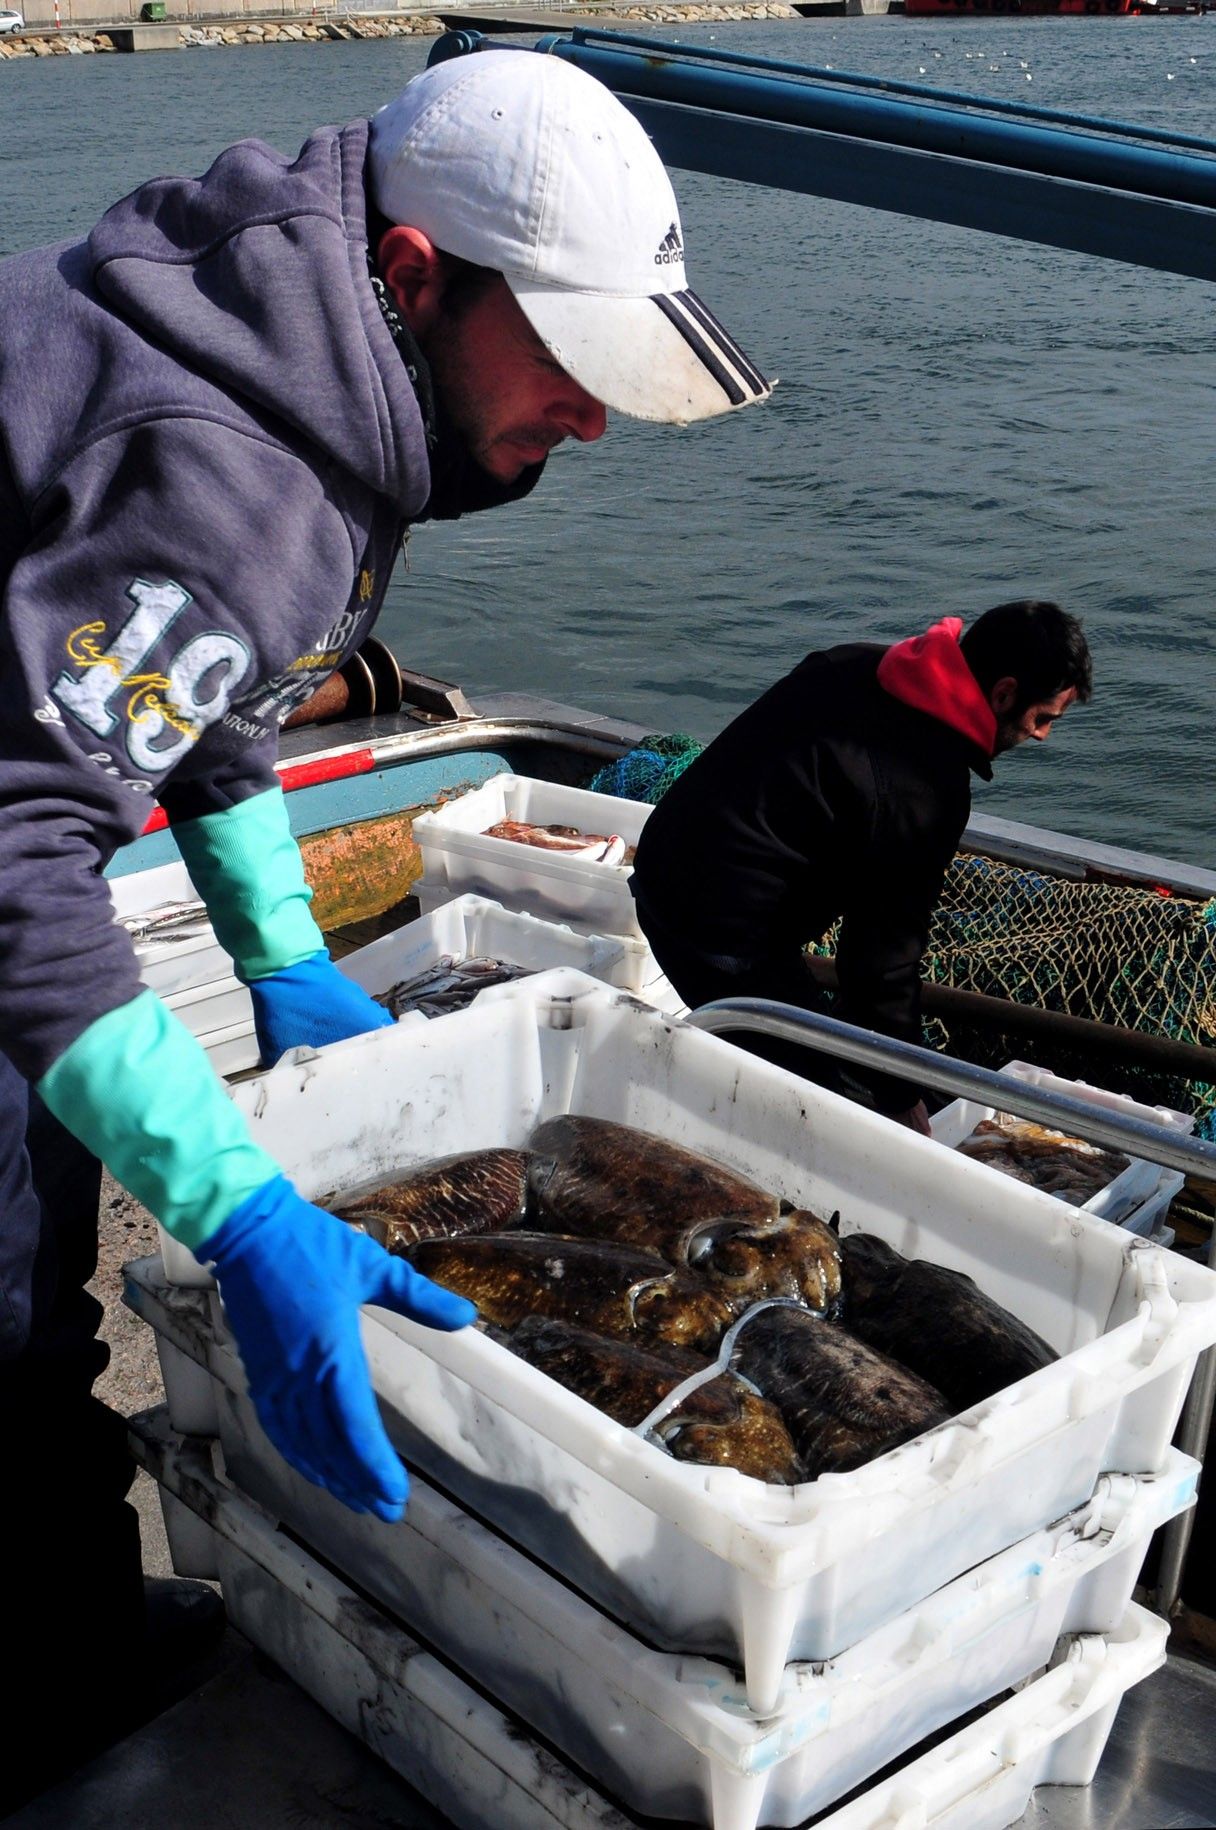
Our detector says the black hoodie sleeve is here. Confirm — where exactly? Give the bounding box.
[832,758,970,1112]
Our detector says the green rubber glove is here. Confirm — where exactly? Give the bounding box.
[171,788,324,981]
[38,989,278,1252]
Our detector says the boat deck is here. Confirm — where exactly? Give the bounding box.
[12,1625,1214,1830]
[1018,1648,1216,1828]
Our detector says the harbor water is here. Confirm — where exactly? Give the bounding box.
[4,18,1214,862]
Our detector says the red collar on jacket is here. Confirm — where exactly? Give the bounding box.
[876,617,996,759]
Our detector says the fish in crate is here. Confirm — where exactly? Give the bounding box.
[335,1148,531,1247]
[528,1115,843,1313]
[330,1118,1057,1485]
[954,1114,1129,1205]
[505,1315,806,1484]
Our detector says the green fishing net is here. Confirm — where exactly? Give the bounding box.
[585,733,704,805]
[811,856,1216,1140]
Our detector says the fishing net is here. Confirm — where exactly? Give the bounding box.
[589,739,1216,1141]
[585,732,704,804]
[810,856,1216,1141]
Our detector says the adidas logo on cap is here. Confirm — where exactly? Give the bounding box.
[654,223,684,268]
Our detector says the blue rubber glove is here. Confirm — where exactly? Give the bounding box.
[247,949,394,1067]
[171,791,392,1062]
[205,1174,477,1520]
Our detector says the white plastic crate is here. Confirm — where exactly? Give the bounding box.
[113,863,263,1068]
[131,1411,630,1830]
[131,915,235,1004]
[114,860,230,996]
[338,892,682,1009]
[128,870,687,1084]
[216,1386,1197,1829]
[161,973,255,1039]
[929,1058,1194,1227]
[411,773,651,937]
[130,1409,1169,1830]
[123,1254,1195,1830]
[1122,1174,1184,1242]
[108,857,198,919]
[154,972,1216,1715]
[818,1606,1168,1830]
[139,941,261,1074]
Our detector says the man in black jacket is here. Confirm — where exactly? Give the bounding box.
[630,601,1092,1129]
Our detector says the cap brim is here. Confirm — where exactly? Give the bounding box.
[509,279,774,425]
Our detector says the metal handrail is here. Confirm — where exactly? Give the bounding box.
[685,998,1216,1196]
[552,27,1216,161]
[684,997,1214,1617]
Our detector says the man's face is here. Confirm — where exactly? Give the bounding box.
[993,685,1077,755]
[419,275,608,483]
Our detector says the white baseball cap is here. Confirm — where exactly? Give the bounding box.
[368,50,774,425]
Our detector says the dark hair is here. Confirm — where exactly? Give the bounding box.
[959,600,1092,710]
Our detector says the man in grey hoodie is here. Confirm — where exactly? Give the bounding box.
[0,47,771,1799]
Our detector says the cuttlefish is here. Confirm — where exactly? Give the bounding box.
[839,1232,1057,1412]
[527,1115,842,1314]
[506,1315,805,1484]
[333,1148,531,1251]
[730,1305,951,1477]
[406,1232,736,1354]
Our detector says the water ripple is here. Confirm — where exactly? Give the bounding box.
[6,25,1214,863]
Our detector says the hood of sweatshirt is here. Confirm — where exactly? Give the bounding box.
[877,616,995,772]
[85,119,433,516]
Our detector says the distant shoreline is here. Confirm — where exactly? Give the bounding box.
[0,2,810,56]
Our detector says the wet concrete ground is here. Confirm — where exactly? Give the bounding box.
[92,1173,176,1577]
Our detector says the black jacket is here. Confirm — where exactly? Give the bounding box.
[630,639,993,1105]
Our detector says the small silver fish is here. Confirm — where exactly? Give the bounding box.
[378,955,533,1019]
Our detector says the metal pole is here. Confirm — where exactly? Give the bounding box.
[557,26,1216,161]
[1156,1347,1216,1618]
[544,37,1216,212]
[684,998,1216,1183]
[428,33,1216,281]
[436,31,1216,210]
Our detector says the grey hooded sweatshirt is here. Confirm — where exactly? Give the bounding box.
[0,119,507,1085]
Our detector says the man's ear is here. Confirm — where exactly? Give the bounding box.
[988,675,1018,717]
[377,225,446,336]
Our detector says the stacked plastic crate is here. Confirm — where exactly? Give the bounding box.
[114,859,264,1076]
[118,774,680,1077]
[406,769,680,1008]
[409,772,654,938]
[929,1060,1195,1247]
[125,969,1216,1830]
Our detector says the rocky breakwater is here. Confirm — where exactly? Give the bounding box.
[179,13,446,43]
[0,27,113,49]
[0,15,441,52]
[0,2,797,56]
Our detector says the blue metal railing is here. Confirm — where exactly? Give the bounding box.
[430,29,1216,279]
[546,26,1216,159]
